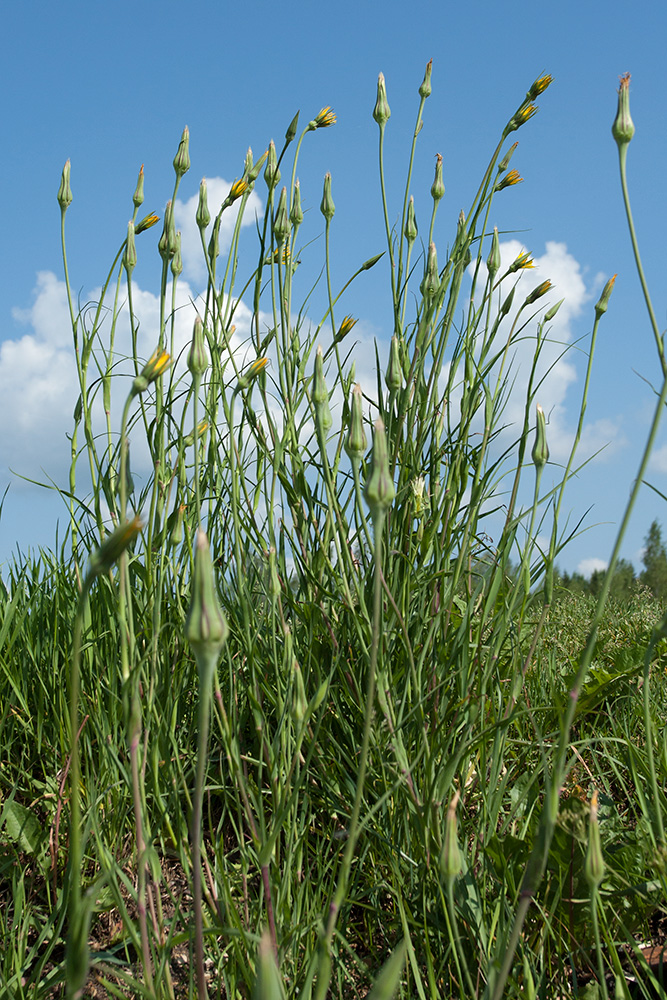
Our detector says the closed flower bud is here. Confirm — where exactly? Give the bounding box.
[361,252,385,271]
[185,530,228,683]
[486,226,501,281]
[345,383,367,463]
[290,179,303,227]
[584,790,605,889]
[170,231,183,278]
[440,791,462,883]
[320,172,335,221]
[196,179,211,231]
[500,285,515,318]
[132,347,172,395]
[312,345,328,405]
[373,72,391,127]
[133,164,145,209]
[88,514,143,578]
[364,419,395,519]
[531,404,549,470]
[268,546,281,602]
[385,335,402,392]
[595,274,617,318]
[188,317,208,376]
[57,160,73,211]
[285,109,300,142]
[419,58,433,99]
[431,154,445,202]
[612,73,634,148]
[173,126,190,179]
[124,221,137,275]
[208,216,221,263]
[158,200,177,261]
[497,141,519,174]
[420,242,440,299]
[247,148,268,185]
[273,187,290,244]
[524,279,552,306]
[264,141,281,190]
[405,196,418,246]
[183,419,209,448]
[527,74,553,101]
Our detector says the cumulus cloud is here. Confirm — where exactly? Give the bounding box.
[577,556,608,577]
[173,177,263,284]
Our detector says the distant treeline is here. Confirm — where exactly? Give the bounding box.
[558,519,667,602]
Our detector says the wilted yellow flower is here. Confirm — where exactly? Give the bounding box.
[495,169,523,191]
[135,212,160,234]
[309,106,336,130]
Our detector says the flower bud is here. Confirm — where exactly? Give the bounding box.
[290,179,303,227]
[527,74,553,101]
[158,200,177,261]
[188,317,208,376]
[497,141,519,174]
[237,357,269,391]
[173,126,190,179]
[285,109,300,142]
[431,154,445,203]
[584,790,605,889]
[544,298,564,322]
[184,419,209,448]
[405,196,418,246]
[185,530,228,683]
[486,226,501,281]
[345,384,367,463]
[500,286,515,318]
[57,160,72,211]
[335,315,357,342]
[133,164,145,209]
[124,221,137,275]
[420,242,440,299]
[132,348,172,395]
[273,187,290,244]
[373,72,391,127]
[88,514,143,578]
[264,141,281,190]
[196,179,211,231]
[495,168,523,192]
[419,58,433,99]
[595,274,617,319]
[612,73,634,148]
[247,148,268,185]
[506,104,538,134]
[361,252,384,271]
[531,404,549,470]
[440,791,462,883]
[268,547,281,602]
[385,335,402,392]
[364,419,395,519]
[170,231,182,278]
[135,212,159,234]
[320,172,335,222]
[524,280,552,306]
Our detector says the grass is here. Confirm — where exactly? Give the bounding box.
[2,66,667,999]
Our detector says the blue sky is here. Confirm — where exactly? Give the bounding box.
[2,0,667,576]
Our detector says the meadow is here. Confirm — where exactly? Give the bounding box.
[1,67,667,999]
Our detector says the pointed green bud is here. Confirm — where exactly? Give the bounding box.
[612,73,634,148]
[544,298,564,322]
[185,530,228,683]
[158,200,177,261]
[361,252,384,271]
[405,196,418,246]
[531,404,549,470]
[320,172,335,221]
[500,285,515,317]
[486,226,501,281]
[285,110,300,143]
[595,274,617,319]
[124,221,137,275]
[247,148,268,186]
[173,126,190,179]
[88,514,143,579]
[373,72,391,127]
[420,242,440,299]
[290,179,303,227]
[133,164,145,209]
[345,383,367,463]
[196,179,211,231]
[57,160,72,212]
[419,58,433,99]
[273,187,290,244]
[385,335,402,392]
[584,790,605,890]
[188,317,208,376]
[431,153,445,203]
[497,141,519,174]
[208,216,220,263]
[312,345,330,408]
[364,419,395,519]
[264,140,281,190]
[170,231,182,278]
[440,791,462,884]
[268,546,281,602]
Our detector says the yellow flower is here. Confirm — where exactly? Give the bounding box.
[509,250,535,273]
[309,106,336,130]
[89,514,143,578]
[237,357,269,391]
[495,169,524,192]
[506,103,539,134]
[135,212,160,234]
[528,74,553,99]
[336,315,357,340]
[132,347,172,395]
[227,178,249,203]
[525,279,552,305]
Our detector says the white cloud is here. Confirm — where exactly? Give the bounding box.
[173,178,264,284]
[577,556,608,577]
